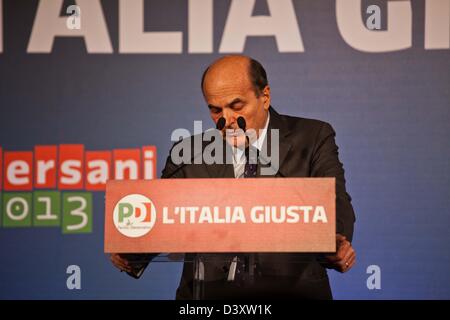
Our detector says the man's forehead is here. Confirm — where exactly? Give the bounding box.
[204,67,249,87]
[204,82,253,104]
[203,71,253,99]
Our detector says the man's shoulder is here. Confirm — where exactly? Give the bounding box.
[279,112,328,127]
[275,111,334,136]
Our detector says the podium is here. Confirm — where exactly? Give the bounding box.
[118,252,336,299]
[105,178,336,299]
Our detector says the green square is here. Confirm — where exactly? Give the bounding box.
[2,193,32,227]
[33,191,61,227]
[62,192,92,234]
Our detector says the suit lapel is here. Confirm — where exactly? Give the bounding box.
[257,107,292,177]
[204,139,235,178]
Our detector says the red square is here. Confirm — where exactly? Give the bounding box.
[34,145,57,189]
[142,145,157,180]
[58,144,84,190]
[0,147,2,190]
[85,151,111,191]
[4,151,33,191]
[113,149,141,180]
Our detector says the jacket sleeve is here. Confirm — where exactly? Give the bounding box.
[161,141,188,179]
[310,122,356,242]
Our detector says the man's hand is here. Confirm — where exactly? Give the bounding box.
[323,234,356,273]
[110,253,133,273]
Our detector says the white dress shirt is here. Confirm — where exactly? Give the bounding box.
[231,113,270,178]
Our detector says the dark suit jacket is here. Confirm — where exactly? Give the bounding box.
[137,107,356,299]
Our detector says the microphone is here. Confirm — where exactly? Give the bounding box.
[235,116,257,285]
[237,116,260,166]
[216,117,226,130]
[237,116,250,151]
[237,116,246,131]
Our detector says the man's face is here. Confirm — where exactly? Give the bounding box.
[202,61,270,148]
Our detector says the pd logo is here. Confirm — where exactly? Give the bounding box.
[113,194,156,238]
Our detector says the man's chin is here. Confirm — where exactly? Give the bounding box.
[225,136,247,149]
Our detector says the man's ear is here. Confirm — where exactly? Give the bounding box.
[262,85,271,110]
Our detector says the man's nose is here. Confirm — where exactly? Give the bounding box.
[222,109,237,128]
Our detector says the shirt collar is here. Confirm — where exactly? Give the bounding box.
[232,112,270,163]
[254,112,270,151]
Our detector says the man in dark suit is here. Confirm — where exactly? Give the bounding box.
[110,55,356,300]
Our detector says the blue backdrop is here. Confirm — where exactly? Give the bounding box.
[0,0,449,299]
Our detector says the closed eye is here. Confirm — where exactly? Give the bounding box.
[230,102,244,110]
[208,105,222,114]
[228,98,245,110]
